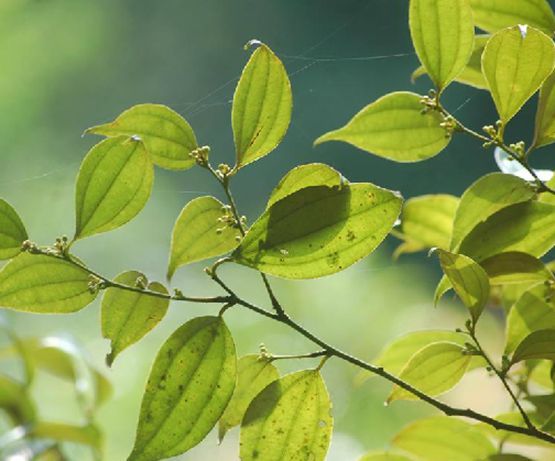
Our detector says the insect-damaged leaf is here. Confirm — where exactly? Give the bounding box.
[240,370,332,461]
[102,271,169,366]
[128,316,236,461]
[315,92,450,162]
[232,41,292,169]
[0,199,28,261]
[87,104,198,170]
[233,183,402,279]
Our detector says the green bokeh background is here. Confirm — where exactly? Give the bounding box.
[0,0,553,459]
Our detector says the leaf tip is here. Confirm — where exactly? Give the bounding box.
[244,39,263,51]
[313,130,337,147]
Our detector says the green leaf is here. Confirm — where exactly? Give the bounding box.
[412,35,490,90]
[476,412,548,447]
[358,453,412,461]
[450,173,536,252]
[392,416,496,461]
[481,252,554,285]
[86,104,198,170]
[527,393,555,419]
[488,455,534,461]
[31,422,102,450]
[394,194,459,258]
[528,360,554,390]
[533,71,555,148]
[128,316,236,461]
[409,0,475,91]
[240,370,332,461]
[232,41,292,169]
[218,354,279,442]
[0,199,28,261]
[0,253,96,313]
[167,196,241,280]
[434,274,453,305]
[387,342,471,402]
[267,163,345,209]
[315,92,450,162]
[101,271,169,366]
[436,250,490,322]
[233,183,402,279]
[459,202,555,262]
[511,329,555,364]
[469,0,555,34]
[505,283,555,353]
[0,374,36,425]
[482,25,555,123]
[75,136,154,240]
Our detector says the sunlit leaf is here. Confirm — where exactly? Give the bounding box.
[31,422,102,450]
[450,173,536,252]
[469,0,555,34]
[102,271,169,366]
[167,196,241,280]
[315,92,450,162]
[267,163,345,209]
[527,392,555,419]
[240,370,332,461]
[482,25,555,123]
[481,252,554,285]
[0,253,96,313]
[477,412,548,447]
[528,360,554,390]
[0,374,35,425]
[511,329,555,364]
[540,176,555,206]
[436,250,490,322]
[394,194,458,258]
[358,453,412,461]
[392,416,496,461]
[434,274,452,305]
[409,0,474,91]
[218,354,279,442]
[233,183,402,279]
[86,104,198,170]
[506,283,555,353]
[387,342,471,402]
[534,71,555,148]
[75,136,154,240]
[232,40,292,169]
[128,316,236,461]
[0,199,28,261]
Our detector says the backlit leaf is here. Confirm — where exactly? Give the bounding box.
[534,71,555,148]
[75,136,154,240]
[0,253,96,313]
[86,104,198,170]
[0,374,36,425]
[128,316,236,461]
[233,183,402,279]
[387,342,471,402]
[482,25,555,123]
[392,416,496,461]
[409,0,474,91]
[218,354,279,442]
[358,453,412,461]
[315,92,450,162]
[31,422,101,450]
[232,41,292,169]
[240,370,332,461]
[481,252,554,285]
[167,196,242,280]
[102,271,169,366]
[0,199,28,260]
[511,329,555,364]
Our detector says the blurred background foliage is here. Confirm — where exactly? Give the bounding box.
[1,0,553,459]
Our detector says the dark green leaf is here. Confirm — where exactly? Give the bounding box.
[233,183,402,279]
[481,252,554,285]
[315,92,450,162]
[0,199,28,261]
[128,316,236,461]
[511,329,555,364]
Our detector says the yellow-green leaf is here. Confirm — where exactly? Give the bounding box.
[511,329,555,364]
[0,253,96,313]
[0,199,28,261]
[75,136,154,240]
[86,104,198,170]
[0,374,36,425]
[394,194,458,258]
[233,183,402,279]
[267,163,345,209]
[388,342,471,402]
[534,71,555,148]
[409,0,475,91]
[31,422,101,450]
[232,41,292,169]
[128,316,236,461]
[167,196,242,280]
[358,453,412,461]
[450,173,536,251]
[392,416,496,461]
[102,271,169,366]
[436,249,490,322]
[469,0,555,34]
[481,252,555,285]
[218,354,279,442]
[315,92,450,162]
[240,370,332,461]
[482,25,555,123]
